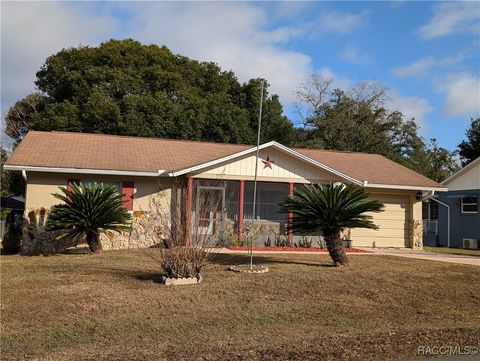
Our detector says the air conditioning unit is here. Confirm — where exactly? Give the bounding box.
[463,238,478,250]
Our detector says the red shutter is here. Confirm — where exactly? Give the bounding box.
[122,181,134,211]
[67,179,80,192]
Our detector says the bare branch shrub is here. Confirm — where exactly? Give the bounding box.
[139,179,226,279]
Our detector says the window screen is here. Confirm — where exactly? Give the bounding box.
[243,182,288,221]
[461,196,478,213]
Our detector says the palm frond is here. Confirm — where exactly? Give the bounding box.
[46,182,132,241]
[280,183,384,234]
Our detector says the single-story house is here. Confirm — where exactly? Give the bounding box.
[5,131,446,254]
[424,157,480,249]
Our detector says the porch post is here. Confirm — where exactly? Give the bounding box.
[185,176,193,246]
[288,182,294,245]
[238,180,245,244]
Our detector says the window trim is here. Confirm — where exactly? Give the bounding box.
[461,196,478,214]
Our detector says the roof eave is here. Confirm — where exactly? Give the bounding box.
[3,165,167,177]
[365,183,448,192]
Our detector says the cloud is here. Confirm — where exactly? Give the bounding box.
[393,52,469,78]
[1,1,315,121]
[319,10,369,34]
[434,72,480,117]
[316,67,353,90]
[418,2,480,40]
[393,57,436,78]
[112,2,313,105]
[1,2,117,105]
[389,92,433,130]
[340,45,371,65]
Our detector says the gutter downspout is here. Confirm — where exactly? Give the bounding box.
[427,196,450,248]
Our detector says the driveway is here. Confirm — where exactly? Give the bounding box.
[364,248,480,266]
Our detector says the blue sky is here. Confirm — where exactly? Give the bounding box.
[1,1,479,151]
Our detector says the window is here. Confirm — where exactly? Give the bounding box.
[243,182,288,222]
[461,196,478,214]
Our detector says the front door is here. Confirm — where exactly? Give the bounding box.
[195,186,226,245]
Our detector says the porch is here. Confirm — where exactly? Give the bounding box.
[185,177,302,246]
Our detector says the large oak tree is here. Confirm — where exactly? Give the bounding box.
[5,39,294,146]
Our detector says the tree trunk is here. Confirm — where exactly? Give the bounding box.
[86,231,102,254]
[324,228,349,266]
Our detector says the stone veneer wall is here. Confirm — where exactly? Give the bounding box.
[21,208,166,255]
[410,219,423,250]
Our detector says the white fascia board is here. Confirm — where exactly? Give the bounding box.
[268,142,364,186]
[3,165,166,177]
[365,183,448,192]
[170,140,364,186]
[168,142,275,177]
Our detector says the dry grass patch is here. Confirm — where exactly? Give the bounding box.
[1,251,480,360]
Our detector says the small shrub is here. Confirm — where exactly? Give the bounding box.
[297,236,313,248]
[226,232,239,247]
[142,179,222,280]
[274,235,288,247]
[46,183,132,253]
[150,247,208,279]
[317,238,326,249]
[264,237,272,247]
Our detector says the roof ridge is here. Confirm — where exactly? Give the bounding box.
[294,146,383,156]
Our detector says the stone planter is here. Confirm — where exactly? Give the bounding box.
[161,274,203,286]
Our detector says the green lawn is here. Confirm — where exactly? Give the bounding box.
[1,250,480,361]
[424,246,480,257]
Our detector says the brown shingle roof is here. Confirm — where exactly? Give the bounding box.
[6,131,442,188]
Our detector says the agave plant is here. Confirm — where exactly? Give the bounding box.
[281,183,384,266]
[46,182,132,253]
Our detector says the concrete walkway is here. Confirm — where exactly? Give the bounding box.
[363,248,480,266]
[218,247,480,266]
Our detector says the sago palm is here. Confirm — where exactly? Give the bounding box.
[46,182,132,253]
[281,183,384,266]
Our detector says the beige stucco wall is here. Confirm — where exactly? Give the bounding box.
[350,188,421,248]
[24,172,171,211]
[193,148,343,183]
[21,172,174,254]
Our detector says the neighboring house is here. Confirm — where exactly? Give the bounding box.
[4,131,445,254]
[424,157,480,249]
[0,195,25,239]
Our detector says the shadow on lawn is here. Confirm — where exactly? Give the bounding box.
[69,251,335,283]
[210,253,335,268]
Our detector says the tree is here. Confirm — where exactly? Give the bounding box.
[421,139,459,182]
[45,183,132,253]
[0,147,25,196]
[293,75,459,180]
[281,183,384,266]
[5,39,295,146]
[458,117,480,166]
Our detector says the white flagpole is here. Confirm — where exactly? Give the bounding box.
[249,80,264,270]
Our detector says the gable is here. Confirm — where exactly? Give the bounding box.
[192,148,344,183]
[444,161,480,191]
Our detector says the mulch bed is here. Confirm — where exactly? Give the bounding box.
[226,246,370,253]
